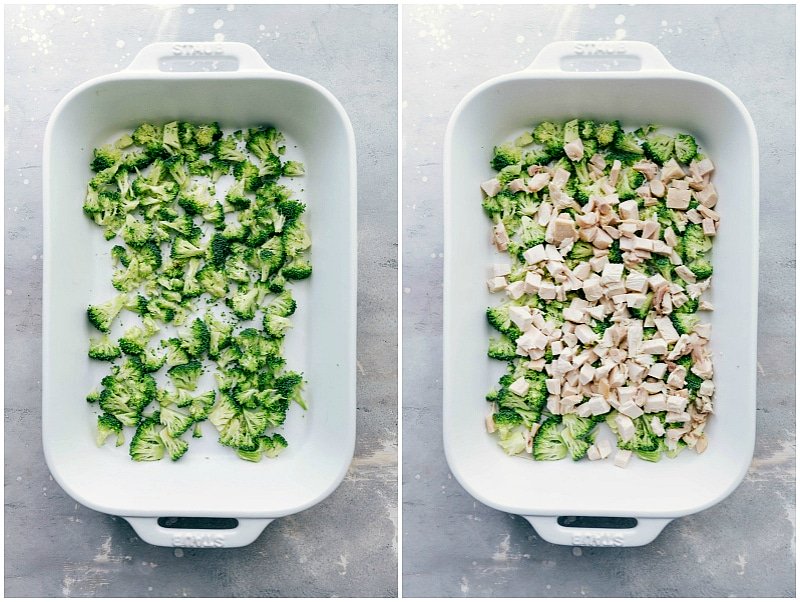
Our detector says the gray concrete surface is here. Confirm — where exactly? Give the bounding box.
[402,4,795,597]
[5,4,397,597]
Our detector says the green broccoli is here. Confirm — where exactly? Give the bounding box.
[87,294,128,333]
[88,334,121,361]
[488,335,517,361]
[167,360,203,391]
[532,417,568,461]
[96,413,125,447]
[594,121,621,147]
[673,133,698,164]
[490,142,522,171]
[642,134,674,164]
[682,224,713,262]
[688,257,713,280]
[628,292,653,320]
[532,121,564,153]
[670,312,699,335]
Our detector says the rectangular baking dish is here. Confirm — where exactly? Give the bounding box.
[42,42,357,548]
[443,41,758,547]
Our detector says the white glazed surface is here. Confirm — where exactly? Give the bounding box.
[443,42,758,545]
[42,44,357,543]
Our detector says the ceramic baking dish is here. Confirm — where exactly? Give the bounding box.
[443,41,758,547]
[43,42,357,547]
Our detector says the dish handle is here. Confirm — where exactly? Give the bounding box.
[123,516,274,548]
[527,40,675,72]
[126,41,273,73]
[524,516,672,547]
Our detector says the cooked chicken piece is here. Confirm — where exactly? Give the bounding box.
[587,445,602,461]
[481,178,501,197]
[618,400,644,419]
[615,414,636,442]
[671,178,689,190]
[685,209,703,224]
[666,366,687,388]
[493,221,509,251]
[618,199,639,221]
[487,276,507,292]
[702,218,717,236]
[695,182,718,207]
[651,416,665,436]
[666,187,691,210]
[664,227,679,249]
[597,439,612,459]
[608,159,622,186]
[674,265,697,284]
[644,393,667,412]
[587,396,611,415]
[660,158,685,183]
[632,159,659,180]
[649,178,666,198]
[551,167,571,188]
[545,214,578,245]
[523,271,542,294]
[625,270,648,292]
[697,204,720,221]
[537,281,557,300]
[507,178,527,194]
[699,380,714,397]
[655,316,680,344]
[641,220,660,239]
[601,262,624,284]
[564,138,584,162]
[517,327,548,351]
[545,244,564,261]
[527,172,551,192]
[589,153,607,170]
[574,324,597,345]
[537,201,552,226]
[509,376,530,396]
[509,305,533,330]
[523,244,547,265]
[695,157,715,176]
[592,228,613,249]
[505,280,525,300]
[485,413,496,433]
[490,263,511,277]
[640,338,667,355]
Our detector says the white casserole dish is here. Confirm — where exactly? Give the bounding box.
[443,41,758,547]
[43,42,357,548]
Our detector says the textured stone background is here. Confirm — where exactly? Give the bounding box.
[402,4,795,597]
[5,4,397,597]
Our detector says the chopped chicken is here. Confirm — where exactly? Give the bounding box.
[491,263,511,277]
[509,377,530,397]
[564,138,584,161]
[481,178,501,197]
[527,172,551,192]
[487,276,507,292]
[546,214,578,245]
[666,187,691,210]
[608,160,622,186]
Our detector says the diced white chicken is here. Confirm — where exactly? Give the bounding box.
[695,157,714,176]
[592,228,613,250]
[481,178,501,197]
[618,222,639,237]
[563,138,584,162]
[608,159,622,186]
[632,159,659,180]
[666,187,691,209]
[671,178,689,190]
[509,376,530,397]
[618,400,644,419]
[651,416,665,436]
[517,327,548,351]
[685,209,703,224]
[642,220,660,240]
[537,201,552,226]
[544,245,563,262]
[587,445,602,461]
[640,338,667,355]
[642,381,664,394]
[550,340,564,355]
[587,396,611,415]
[651,240,673,255]
[702,218,717,236]
[578,363,595,385]
[697,204,720,221]
[505,280,526,300]
[493,221,509,251]
[508,305,533,330]
[654,316,680,344]
[666,366,687,388]
[695,182,718,208]
[523,271,542,294]
[527,172,551,192]
[597,439,612,459]
[574,324,597,345]
[562,307,585,323]
[615,414,636,442]
[674,265,697,284]
[485,413,496,433]
[625,293,648,309]
[644,393,667,413]
[648,363,667,379]
[545,214,578,245]
[699,380,715,397]
[490,263,511,277]
[545,378,561,395]
[618,199,639,221]
[576,212,598,228]
[625,270,648,293]
[649,178,666,198]
[648,273,668,291]
[619,237,637,251]
[507,178,527,194]
[550,167,570,189]
[582,276,604,302]
[487,276,507,292]
[660,158,685,183]
[538,281,557,300]
[523,244,547,265]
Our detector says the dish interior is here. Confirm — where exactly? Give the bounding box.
[44,75,356,517]
[445,74,757,517]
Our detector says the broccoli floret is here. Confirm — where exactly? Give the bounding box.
[246,126,285,162]
[203,312,233,359]
[497,430,528,456]
[159,404,195,438]
[568,240,594,267]
[628,292,653,320]
[560,428,592,461]
[648,255,673,282]
[486,305,523,340]
[233,160,263,191]
[208,394,269,451]
[561,414,602,440]
[87,294,128,333]
[118,325,152,356]
[194,122,222,150]
[274,372,307,410]
[518,215,547,248]
[88,334,121,361]
[612,130,645,156]
[282,161,305,177]
[87,389,102,404]
[532,417,567,461]
[226,285,260,321]
[159,429,189,461]
[673,133,698,164]
[488,335,517,361]
[490,142,523,171]
[532,121,564,154]
[129,413,165,462]
[264,290,297,317]
[167,360,203,391]
[670,312,699,335]
[138,347,166,373]
[263,433,289,458]
[171,237,207,261]
[642,134,675,165]
[594,121,621,146]
[213,136,247,164]
[688,257,713,280]
[607,239,623,264]
[675,296,700,314]
[636,448,663,462]
[492,408,524,438]
[682,223,713,262]
[616,167,645,200]
[96,413,125,447]
[281,221,311,258]
[91,145,122,172]
[181,318,211,358]
[282,258,312,280]
[263,313,293,338]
